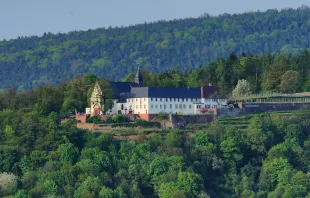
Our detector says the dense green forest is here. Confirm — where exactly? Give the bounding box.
[1,50,310,114]
[2,80,310,197]
[1,52,310,197]
[126,51,310,95]
[1,6,310,91]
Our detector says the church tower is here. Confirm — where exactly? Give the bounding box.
[135,67,143,86]
[90,81,103,116]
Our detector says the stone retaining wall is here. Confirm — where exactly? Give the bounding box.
[217,103,310,118]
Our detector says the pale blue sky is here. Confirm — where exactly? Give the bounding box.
[1,0,309,40]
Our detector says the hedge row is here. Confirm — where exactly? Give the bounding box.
[111,121,160,128]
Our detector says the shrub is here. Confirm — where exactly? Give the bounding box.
[86,115,100,124]
[111,121,160,128]
[135,119,161,128]
[14,190,30,198]
[105,115,113,124]
[135,118,148,125]
[280,70,301,93]
[303,78,310,92]
[232,79,251,98]
[112,114,124,123]
[156,111,169,120]
[0,172,18,196]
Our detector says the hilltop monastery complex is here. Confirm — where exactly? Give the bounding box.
[77,68,228,122]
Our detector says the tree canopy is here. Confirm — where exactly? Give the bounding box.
[1,6,310,90]
[1,75,310,197]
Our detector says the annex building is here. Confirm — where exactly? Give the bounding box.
[78,68,228,122]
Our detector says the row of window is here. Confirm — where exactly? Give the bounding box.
[134,104,219,110]
[127,98,226,103]
[150,104,192,109]
[127,98,147,102]
[197,105,218,108]
[150,98,200,102]
[136,105,146,109]
[127,98,202,102]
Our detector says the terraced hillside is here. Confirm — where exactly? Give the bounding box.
[185,110,310,131]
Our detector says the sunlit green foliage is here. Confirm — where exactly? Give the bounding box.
[0,100,310,197]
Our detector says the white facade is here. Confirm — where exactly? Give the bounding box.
[86,68,228,117]
[106,97,227,115]
[105,99,126,115]
[85,108,91,115]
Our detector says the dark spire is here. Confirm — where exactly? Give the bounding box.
[135,66,143,86]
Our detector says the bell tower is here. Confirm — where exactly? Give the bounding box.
[135,67,143,86]
[90,81,103,116]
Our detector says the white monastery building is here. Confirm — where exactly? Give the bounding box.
[85,68,227,121]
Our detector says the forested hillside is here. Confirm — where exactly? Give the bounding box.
[1,50,310,113]
[1,52,310,197]
[1,77,310,197]
[1,6,310,91]
[127,51,310,96]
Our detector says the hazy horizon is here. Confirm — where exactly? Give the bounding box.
[1,0,310,40]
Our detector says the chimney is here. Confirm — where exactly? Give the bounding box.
[201,86,205,98]
[208,83,213,87]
